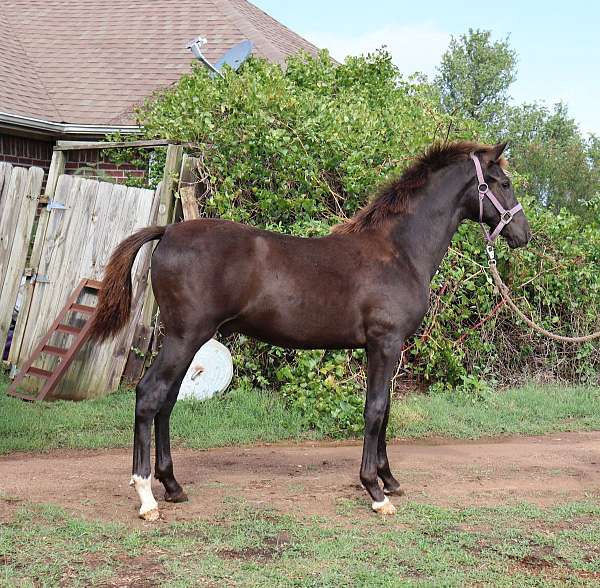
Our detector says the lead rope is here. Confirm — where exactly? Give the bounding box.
[485,247,600,343]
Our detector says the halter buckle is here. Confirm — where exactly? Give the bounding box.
[501,210,513,223]
[478,183,489,193]
[485,244,496,265]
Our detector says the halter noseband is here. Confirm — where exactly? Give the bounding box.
[470,152,522,246]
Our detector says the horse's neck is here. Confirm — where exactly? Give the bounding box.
[391,168,466,283]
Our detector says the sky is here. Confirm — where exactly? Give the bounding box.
[252,0,599,136]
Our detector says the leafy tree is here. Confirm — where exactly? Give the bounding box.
[436,29,517,126]
[139,50,456,231]
[503,102,599,216]
[130,50,599,432]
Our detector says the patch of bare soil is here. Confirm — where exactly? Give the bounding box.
[0,432,599,525]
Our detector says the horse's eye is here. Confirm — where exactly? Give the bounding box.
[501,180,510,188]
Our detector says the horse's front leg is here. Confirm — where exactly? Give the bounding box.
[377,396,404,496]
[360,336,403,515]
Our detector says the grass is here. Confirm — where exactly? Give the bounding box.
[389,384,600,439]
[2,374,599,585]
[1,498,599,586]
[1,372,599,454]
[0,377,312,454]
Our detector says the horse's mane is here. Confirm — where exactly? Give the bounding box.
[332,141,506,234]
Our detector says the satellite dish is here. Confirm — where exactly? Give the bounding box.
[178,339,233,401]
[213,40,253,73]
[187,37,253,78]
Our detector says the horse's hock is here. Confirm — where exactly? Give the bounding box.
[0,142,199,400]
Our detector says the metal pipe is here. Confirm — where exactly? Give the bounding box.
[186,37,224,78]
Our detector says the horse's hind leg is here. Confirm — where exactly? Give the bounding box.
[154,375,189,503]
[131,332,208,520]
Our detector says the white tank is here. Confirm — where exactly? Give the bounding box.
[178,339,233,401]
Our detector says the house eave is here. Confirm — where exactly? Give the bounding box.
[0,111,140,138]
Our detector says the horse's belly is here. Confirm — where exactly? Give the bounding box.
[221,306,366,349]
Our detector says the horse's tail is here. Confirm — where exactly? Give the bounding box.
[89,225,166,342]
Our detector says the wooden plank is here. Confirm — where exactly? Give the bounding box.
[124,183,162,383]
[55,139,199,151]
[121,322,152,384]
[85,279,103,289]
[0,165,43,354]
[178,154,201,221]
[0,161,11,197]
[57,181,131,397]
[45,150,67,198]
[8,151,66,366]
[72,184,145,395]
[157,144,184,226]
[0,163,18,346]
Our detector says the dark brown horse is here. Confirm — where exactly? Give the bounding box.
[90,141,531,520]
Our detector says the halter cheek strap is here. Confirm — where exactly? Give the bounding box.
[470,153,522,244]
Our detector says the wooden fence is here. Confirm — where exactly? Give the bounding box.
[9,176,158,399]
[0,163,44,355]
[2,142,202,400]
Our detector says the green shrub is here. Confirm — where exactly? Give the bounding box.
[134,51,599,434]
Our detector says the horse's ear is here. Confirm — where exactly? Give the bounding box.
[477,142,508,165]
[491,141,508,161]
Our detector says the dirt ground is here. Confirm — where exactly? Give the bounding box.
[1,432,599,525]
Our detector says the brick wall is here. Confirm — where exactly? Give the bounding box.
[64,149,146,183]
[0,134,53,176]
[0,134,147,185]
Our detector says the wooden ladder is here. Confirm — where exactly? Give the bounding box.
[7,278,102,401]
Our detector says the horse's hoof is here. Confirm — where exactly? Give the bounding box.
[164,490,188,503]
[139,508,160,522]
[383,486,405,496]
[372,496,396,515]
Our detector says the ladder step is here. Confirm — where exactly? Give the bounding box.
[84,279,103,290]
[6,390,37,402]
[42,345,68,357]
[27,366,53,379]
[56,324,82,335]
[70,303,96,314]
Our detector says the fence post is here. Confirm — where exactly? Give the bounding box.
[178,154,201,221]
[123,144,184,382]
[157,144,184,225]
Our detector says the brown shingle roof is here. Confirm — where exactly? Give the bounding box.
[0,0,319,126]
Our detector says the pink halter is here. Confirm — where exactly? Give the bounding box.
[470,152,522,244]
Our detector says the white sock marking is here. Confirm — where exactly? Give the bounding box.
[371,496,390,511]
[130,475,158,516]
